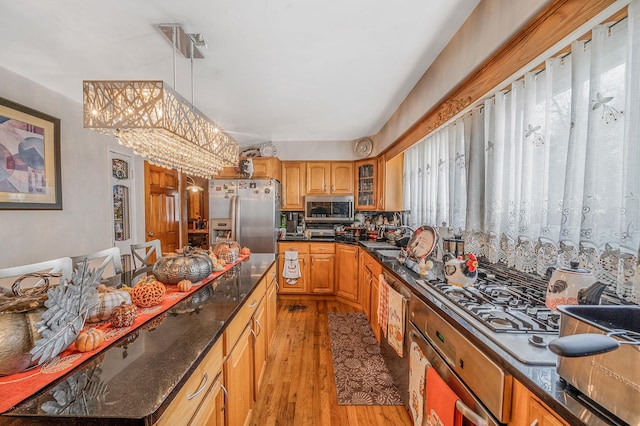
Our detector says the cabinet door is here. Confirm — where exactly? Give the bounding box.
[362,267,371,321]
[335,244,359,301]
[306,162,331,195]
[310,253,335,293]
[253,301,267,400]
[281,162,305,210]
[265,266,278,349]
[224,324,254,426]
[278,253,308,293]
[376,153,404,211]
[370,274,380,343]
[188,371,225,426]
[330,162,353,194]
[511,380,569,426]
[355,160,376,210]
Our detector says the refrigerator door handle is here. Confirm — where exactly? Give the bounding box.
[230,195,238,242]
[234,195,241,244]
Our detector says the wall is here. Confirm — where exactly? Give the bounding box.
[272,139,356,161]
[0,67,146,268]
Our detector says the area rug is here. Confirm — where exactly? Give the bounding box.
[327,312,403,405]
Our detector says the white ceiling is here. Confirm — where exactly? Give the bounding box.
[0,0,479,146]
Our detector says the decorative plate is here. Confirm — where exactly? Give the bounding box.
[354,137,373,158]
[260,142,276,157]
[239,147,261,158]
[406,226,438,261]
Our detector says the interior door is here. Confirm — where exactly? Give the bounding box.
[145,162,179,255]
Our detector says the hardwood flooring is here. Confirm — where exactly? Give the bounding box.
[250,299,411,426]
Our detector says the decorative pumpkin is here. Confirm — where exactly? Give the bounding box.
[152,247,213,284]
[75,328,105,352]
[177,279,193,292]
[209,253,218,264]
[240,247,251,255]
[0,308,44,375]
[110,302,138,328]
[213,242,239,264]
[86,284,132,323]
[130,280,166,307]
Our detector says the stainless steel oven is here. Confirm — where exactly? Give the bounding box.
[409,293,510,426]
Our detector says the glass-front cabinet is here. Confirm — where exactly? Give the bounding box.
[355,159,376,210]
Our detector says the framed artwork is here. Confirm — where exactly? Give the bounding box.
[0,97,62,209]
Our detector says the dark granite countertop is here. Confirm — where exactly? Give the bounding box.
[1,254,276,425]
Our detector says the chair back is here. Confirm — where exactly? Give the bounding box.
[130,239,163,270]
[70,246,123,278]
[0,257,73,292]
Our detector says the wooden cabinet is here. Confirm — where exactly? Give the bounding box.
[281,161,306,210]
[305,162,353,195]
[277,242,309,293]
[376,153,404,211]
[370,272,381,343]
[360,251,382,342]
[188,371,226,426]
[510,380,569,426]
[309,243,335,294]
[225,323,254,426]
[157,339,224,426]
[214,157,281,181]
[335,244,359,301]
[265,263,278,349]
[355,159,376,210]
[252,299,267,400]
[359,250,371,321]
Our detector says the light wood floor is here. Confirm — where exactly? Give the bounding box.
[250,299,411,426]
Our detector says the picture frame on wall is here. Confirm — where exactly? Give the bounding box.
[0,97,62,209]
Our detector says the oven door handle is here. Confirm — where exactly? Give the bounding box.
[456,400,488,426]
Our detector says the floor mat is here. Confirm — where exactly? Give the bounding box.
[327,312,403,405]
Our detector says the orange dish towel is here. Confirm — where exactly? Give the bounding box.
[425,367,463,426]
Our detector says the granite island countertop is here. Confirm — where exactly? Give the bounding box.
[1,253,276,426]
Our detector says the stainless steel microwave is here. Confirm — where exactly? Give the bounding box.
[304,196,354,223]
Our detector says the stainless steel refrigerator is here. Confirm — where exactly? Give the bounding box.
[208,178,281,253]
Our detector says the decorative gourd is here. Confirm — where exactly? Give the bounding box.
[86,284,132,323]
[177,279,193,292]
[130,281,166,308]
[213,242,239,264]
[152,247,213,284]
[75,328,105,352]
[110,302,138,328]
[240,247,251,255]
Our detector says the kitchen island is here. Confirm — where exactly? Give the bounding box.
[1,253,276,425]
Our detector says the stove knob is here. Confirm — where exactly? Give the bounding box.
[528,334,547,348]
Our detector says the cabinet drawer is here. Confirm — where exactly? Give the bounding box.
[158,339,223,425]
[309,243,335,254]
[224,278,267,355]
[278,242,309,254]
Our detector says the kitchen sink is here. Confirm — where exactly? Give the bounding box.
[375,249,401,259]
[359,241,397,249]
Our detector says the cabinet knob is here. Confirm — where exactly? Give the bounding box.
[147,232,155,237]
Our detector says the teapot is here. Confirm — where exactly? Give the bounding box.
[444,253,478,288]
[545,261,607,311]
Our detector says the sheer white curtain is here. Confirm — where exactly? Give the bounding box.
[405,2,640,302]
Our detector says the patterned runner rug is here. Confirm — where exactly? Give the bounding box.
[327,312,403,405]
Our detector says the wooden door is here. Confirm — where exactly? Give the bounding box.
[145,162,179,255]
[371,274,380,343]
[355,159,376,210]
[281,162,306,210]
[310,253,335,294]
[277,254,308,293]
[335,244,359,301]
[188,371,225,426]
[306,162,330,195]
[265,265,278,349]
[253,300,267,400]
[330,162,353,194]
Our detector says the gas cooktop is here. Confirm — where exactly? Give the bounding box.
[416,268,560,365]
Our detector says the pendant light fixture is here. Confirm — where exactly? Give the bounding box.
[82,24,238,178]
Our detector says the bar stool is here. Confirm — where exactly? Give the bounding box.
[70,247,123,278]
[130,239,163,271]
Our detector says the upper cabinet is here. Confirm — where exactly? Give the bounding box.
[213,157,281,181]
[376,153,403,211]
[355,159,376,210]
[306,161,353,195]
[281,161,306,210]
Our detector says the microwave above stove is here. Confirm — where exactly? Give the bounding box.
[304,196,354,223]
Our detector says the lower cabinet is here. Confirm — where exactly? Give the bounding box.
[265,263,278,349]
[370,272,380,343]
[310,243,335,294]
[157,339,224,426]
[225,323,255,426]
[277,242,309,293]
[252,299,267,401]
[360,252,382,343]
[510,380,569,426]
[335,244,359,301]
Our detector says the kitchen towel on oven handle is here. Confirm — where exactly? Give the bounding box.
[409,341,430,426]
[387,284,407,357]
[378,273,389,338]
[283,250,301,284]
[425,366,463,426]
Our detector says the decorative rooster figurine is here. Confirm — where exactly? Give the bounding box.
[444,253,478,287]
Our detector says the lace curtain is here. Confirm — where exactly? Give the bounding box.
[404,2,640,303]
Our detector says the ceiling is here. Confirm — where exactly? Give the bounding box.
[0,0,480,146]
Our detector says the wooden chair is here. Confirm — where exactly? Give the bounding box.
[70,246,123,278]
[0,257,73,291]
[130,239,163,271]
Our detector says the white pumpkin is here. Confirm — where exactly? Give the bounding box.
[86,286,132,323]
